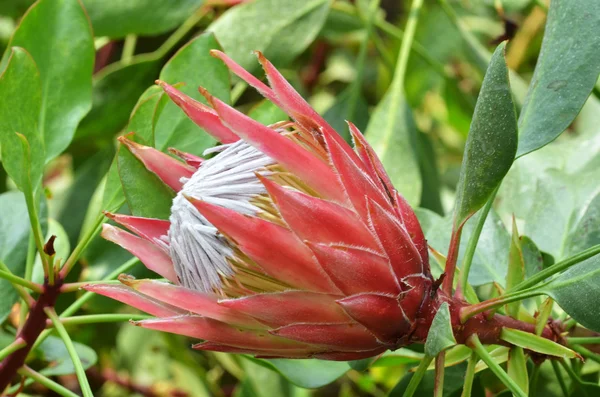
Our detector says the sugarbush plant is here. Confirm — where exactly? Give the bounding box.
[0,0,599,396]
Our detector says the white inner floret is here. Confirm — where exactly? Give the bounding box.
[167,140,274,292]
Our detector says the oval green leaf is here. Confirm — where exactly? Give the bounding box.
[155,32,230,155]
[539,253,600,332]
[82,0,203,38]
[453,42,517,227]
[0,47,43,191]
[5,0,94,161]
[208,0,331,72]
[516,0,600,157]
[425,302,457,357]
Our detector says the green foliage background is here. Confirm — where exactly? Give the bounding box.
[0,0,599,396]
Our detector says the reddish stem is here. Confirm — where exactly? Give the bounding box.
[441,224,463,295]
[413,292,562,349]
[0,278,63,392]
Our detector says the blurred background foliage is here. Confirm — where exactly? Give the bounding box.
[1,0,599,396]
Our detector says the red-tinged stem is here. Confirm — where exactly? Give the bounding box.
[414,292,561,349]
[0,277,63,392]
[441,224,463,295]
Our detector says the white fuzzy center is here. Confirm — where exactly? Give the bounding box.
[167,140,273,292]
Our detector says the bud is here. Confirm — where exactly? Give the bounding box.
[86,51,434,360]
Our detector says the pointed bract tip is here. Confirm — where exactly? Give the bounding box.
[117,273,139,288]
[102,211,115,220]
[209,49,225,59]
[197,86,215,108]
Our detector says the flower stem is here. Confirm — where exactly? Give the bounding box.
[392,0,424,92]
[459,189,497,300]
[468,335,527,397]
[442,224,463,295]
[551,360,569,397]
[32,258,140,351]
[346,0,380,122]
[0,338,26,362]
[402,355,434,397]
[44,308,93,397]
[459,287,543,322]
[19,365,79,397]
[433,352,445,397]
[509,244,600,292]
[568,337,600,345]
[460,352,478,397]
[58,313,151,326]
[0,269,42,293]
[0,278,62,391]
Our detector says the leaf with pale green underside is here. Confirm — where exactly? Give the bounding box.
[520,236,544,279]
[82,0,203,38]
[0,47,43,191]
[3,0,94,161]
[516,0,600,157]
[452,42,517,227]
[539,254,600,333]
[505,218,525,318]
[366,90,421,206]
[425,302,456,357]
[154,33,230,156]
[209,0,331,72]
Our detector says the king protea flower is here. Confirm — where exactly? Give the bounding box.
[86,50,435,361]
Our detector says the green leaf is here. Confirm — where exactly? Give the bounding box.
[0,47,43,191]
[252,358,351,389]
[5,0,94,161]
[520,236,545,279]
[505,218,525,318]
[101,87,165,215]
[208,0,331,72]
[500,328,577,359]
[155,33,230,155]
[248,100,288,126]
[452,42,517,227]
[0,191,45,322]
[101,156,125,214]
[76,57,162,142]
[117,143,175,219]
[82,0,203,38]
[539,253,600,332]
[127,86,165,146]
[516,0,600,157]
[323,86,369,142]
[366,91,421,206]
[425,302,457,357]
[416,208,509,286]
[506,347,528,395]
[37,335,97,376]
[564,191,600,259]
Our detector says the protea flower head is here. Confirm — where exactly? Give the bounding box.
[86,50,435,360]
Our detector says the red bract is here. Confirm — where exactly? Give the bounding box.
[86,51,435,360]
